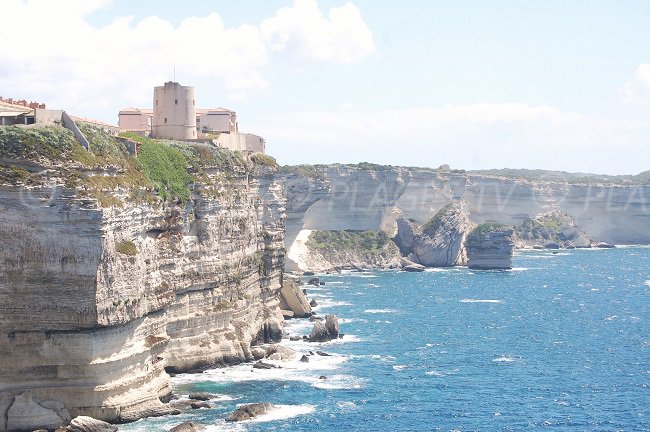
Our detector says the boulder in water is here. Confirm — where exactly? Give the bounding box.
[325,315,340,339]
[67,416,117,432]
[169,421,205,432]
[225,403,273,422]
[309,321,331,342]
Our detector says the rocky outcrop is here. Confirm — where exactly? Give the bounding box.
[67,416,117,432]
[309,315,340,342]
[466,224,515,270]
[324,315,340,339]
[411,202,473,267]
[225,403,273,422]
[0,165,286,430]
[393,216,418,255]
[169,421,205,432]
[514,211,592,248]
[279,279,312,318]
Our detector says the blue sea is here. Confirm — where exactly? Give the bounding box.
[122,247,650,431]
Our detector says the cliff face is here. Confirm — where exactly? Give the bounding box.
[466,225,515,270]
[283,166,650,265]
[0,167,285,430]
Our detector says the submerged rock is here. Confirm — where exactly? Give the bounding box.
[190,402,211,409]
[403,263,425,272]
[300,355,310,363]
[188,392,213,401]
[593,241,615,248]
[253,361,280,369]
[225,403,273,422]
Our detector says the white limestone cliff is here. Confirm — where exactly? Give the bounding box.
[0,167,286,431]
[283,165,650,270]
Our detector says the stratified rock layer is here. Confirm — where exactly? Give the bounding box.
[466,225,515,270]
[411,202,473,267]
[283,166,650,270]
[0,167,286,431]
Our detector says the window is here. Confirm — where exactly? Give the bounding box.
[175,99,178,105]
[156,99,158,106]
[164,118,167,123]
[193,100,195,105]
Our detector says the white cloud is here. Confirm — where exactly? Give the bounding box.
[621,63,650,108]
[254,103,650,175]
[261,0,375,63]
[0,0,374,119]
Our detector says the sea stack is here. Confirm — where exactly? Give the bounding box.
[466,224,515,270]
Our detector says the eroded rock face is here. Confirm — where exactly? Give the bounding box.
[466,225,515,270]
[284,166,650,268]
[0,167,286,430]
[324,315,339,339]
[67,416,117,432]
[393,216,418,255]
[412,202,473,267]
[309,321,331,342]
[279,279,312,318]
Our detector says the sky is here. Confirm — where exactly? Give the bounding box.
[1,0,649,174]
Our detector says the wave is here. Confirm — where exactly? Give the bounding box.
[644,280,650,287]
[460,299,503,304]
[248,404,315,423]
[312,374,365,390]
[338,317,368,324]
[492,355,516,363]
[313,299,353,308]
[364,308,398,314]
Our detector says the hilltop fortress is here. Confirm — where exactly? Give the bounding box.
[119,81,265,153]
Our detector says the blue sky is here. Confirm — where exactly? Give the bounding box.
[2,0,649,174]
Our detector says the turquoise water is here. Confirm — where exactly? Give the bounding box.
[123,248,650,431]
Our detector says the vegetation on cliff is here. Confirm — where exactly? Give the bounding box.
[467,223,510,243]
[0,124,271,206]
[307,230,400,265]
[421,203,455,236]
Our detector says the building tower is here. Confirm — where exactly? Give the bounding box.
[151,81,196,140]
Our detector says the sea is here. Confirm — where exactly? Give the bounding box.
[121,247,649,431]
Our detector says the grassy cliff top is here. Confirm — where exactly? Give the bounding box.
[0,125,276,203]
[280,162,649,185]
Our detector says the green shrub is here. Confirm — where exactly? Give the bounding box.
[250,153,279,168]
[137,141,193,200]
[116,240,138,256]
[0,125,77,160]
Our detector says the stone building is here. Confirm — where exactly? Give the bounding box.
[151,82,197,140]
[118,82,266,153]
